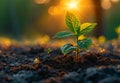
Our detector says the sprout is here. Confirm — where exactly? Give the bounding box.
[34,58,41,64]
[53,12,96,62]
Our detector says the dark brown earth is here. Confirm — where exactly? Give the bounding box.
[0,41,120,83]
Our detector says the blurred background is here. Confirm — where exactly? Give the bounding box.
[0,0,120,40]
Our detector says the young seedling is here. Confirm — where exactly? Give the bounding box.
[47,48,52,54]
[34,58,41,64]
[53,12,96,61]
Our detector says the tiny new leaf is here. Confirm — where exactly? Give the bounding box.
[65,12,80,34]
[77,38,92,50]
[79,23,96,36]
[61,44,76,55]
[53,31,73,38]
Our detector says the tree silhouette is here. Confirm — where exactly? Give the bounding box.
[92,0,105,37]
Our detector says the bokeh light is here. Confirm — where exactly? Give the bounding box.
[34,0,50,4]
[48,6,64,16]
[111,0,119,3]
[115,26,120,35]
[64,0,81,10]
[48,0,81,16]
[101,0,112,10]
[0,0,120,40]
[66,2,78,9]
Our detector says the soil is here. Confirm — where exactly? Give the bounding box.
[0,41,120,83]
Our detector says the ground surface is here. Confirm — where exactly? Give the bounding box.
[0,41,120,83]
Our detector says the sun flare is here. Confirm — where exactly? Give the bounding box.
[48,0,81,15]
[66,2,78,9]
[65,0,80,10]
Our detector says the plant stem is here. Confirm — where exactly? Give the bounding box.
[75,36,79,62]
[76,48,79,62]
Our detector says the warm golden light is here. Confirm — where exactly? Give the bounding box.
[34,0,49,4]
[48,6,63,15]
[0,37,11,47]
[98,36,106,43]
[48,0,81,15]
[111,0,119,3]
[101,0,112,10]
[78,35,86,40]
[64,0,81,11]
[66,1,78,10]
[115,26,120,35]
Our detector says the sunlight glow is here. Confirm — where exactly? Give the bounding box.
[116,26,120,35]
[34,0,49,4]
[0,37,11,49]
[101,0,112,10]
[48,0,81,15]
[78,35,85,40]
[66,1,78,10]
[64,0,81,11]
[48,6,63,15]
[111,0,119,3]
[101,0,119,10]
[98,36,106,43]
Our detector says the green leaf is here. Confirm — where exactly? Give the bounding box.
[61,44,76,55]
[65,12,80,34]
[53,31,73,38]
[77,38,92,50]
[79,23,96,36]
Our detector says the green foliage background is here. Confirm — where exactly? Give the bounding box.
[0,0,120,40]
[105,2,120,39]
